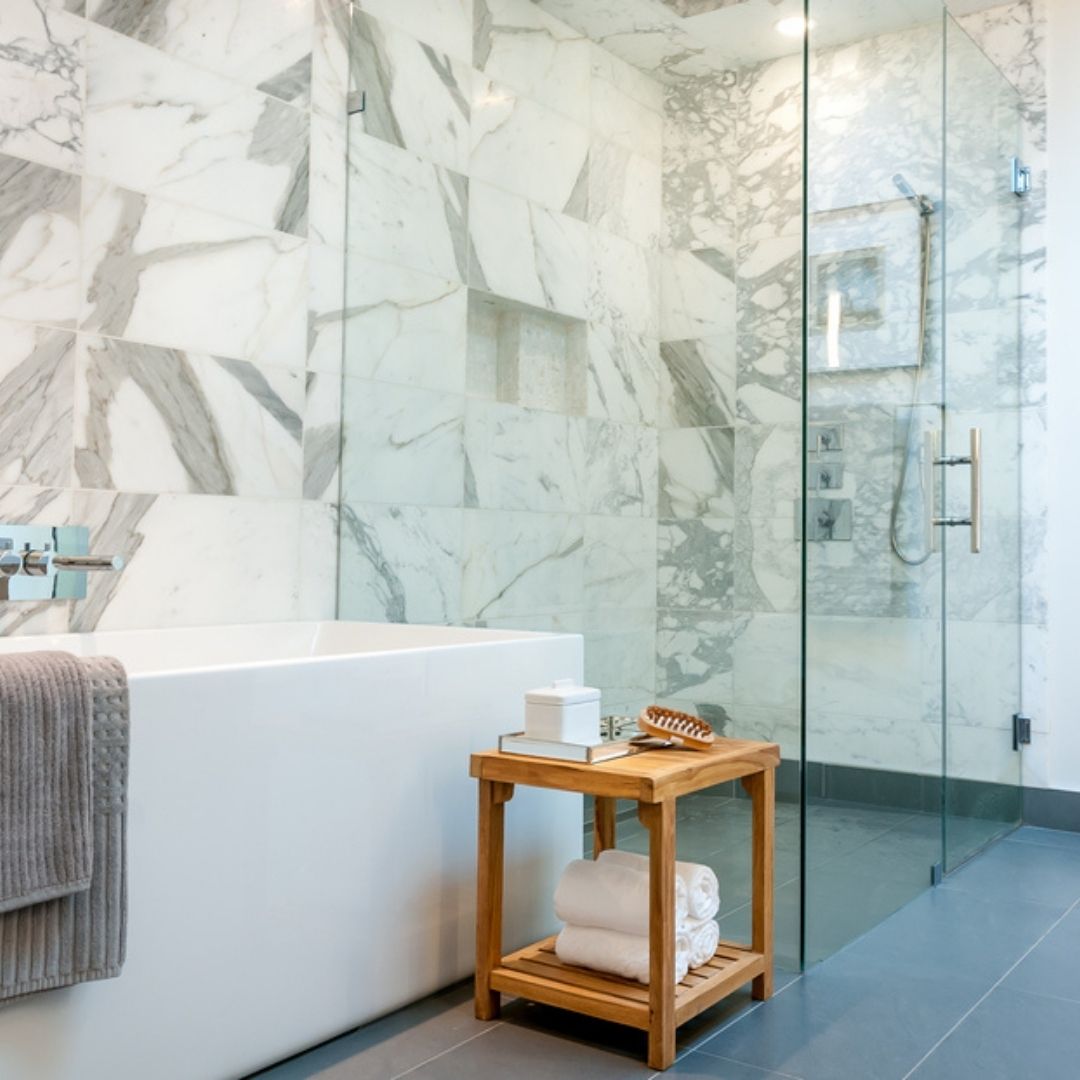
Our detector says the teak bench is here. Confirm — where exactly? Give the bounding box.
[470,737,780,1070]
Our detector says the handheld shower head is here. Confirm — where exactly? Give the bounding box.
[892,173,935,217]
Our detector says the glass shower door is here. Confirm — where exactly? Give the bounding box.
[941,15,1024,871]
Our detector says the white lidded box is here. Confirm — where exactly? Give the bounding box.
[524,679,602,745]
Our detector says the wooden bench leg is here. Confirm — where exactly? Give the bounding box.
[475,779,514,1020]
[639,799,676,1071]
[741,769,775,1001]
[593,796,617,858]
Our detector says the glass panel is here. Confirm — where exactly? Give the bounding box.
[803,1,946,965]
[337,0,805,971]
[942,15,1024,870]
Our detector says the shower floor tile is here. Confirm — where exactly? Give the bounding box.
[250,824,1080,1080]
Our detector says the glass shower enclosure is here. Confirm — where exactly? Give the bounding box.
[334,0,1027,970]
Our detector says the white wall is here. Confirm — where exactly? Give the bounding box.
[1034,0,1080,793]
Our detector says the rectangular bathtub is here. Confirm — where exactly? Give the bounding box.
[0,621,583,1080]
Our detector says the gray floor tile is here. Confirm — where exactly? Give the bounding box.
[403,1008,655,1079]
[250,983,487,1080]
[1003,904,1080,1003]
[1010,825,1080,854]
[670,1050,804,1078]
[941,836,1080,911]
[697,963,987,1080]
[827,885,1062,986]
[908,987,1080,1079]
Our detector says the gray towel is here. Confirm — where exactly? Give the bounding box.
[0,656,129,1001]
[0,652,94,913]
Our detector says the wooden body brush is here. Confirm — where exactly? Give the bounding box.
[636,705,715,750]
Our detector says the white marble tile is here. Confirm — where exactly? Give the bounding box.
[341,253,467,391]
[308,113,347,249]
[303,369,341,502]
[0,0,84,171]
[80,180,308,367]
[734,422,801,519]
[0,154,81,328]
[589,44,663,162]
[469,180,589,318]
[311,0,351,126]
[461,508,583,621]
[474,0,590,124]
[339,502,463,624]
[584,607,656,706]
[307,242,346,375]
[734,516,799,614]
[471,78,590,217]
[659,425,734,519]
[732,611,801,710]
[299,500,339,621]
[86,0,314,106]
[341,380,464,508]
[0,320,74,487]
[584,515,657,609]
[75,335,304,499]
[583,418,658,518]
[588,138,662,249]
[71,490,302,631]
[84,26,309,236]
[589,230,659,338]
[351,10,472,174]
[464,399,581,513]
[661,248,735,342]
[586,323,660,426]
[346,134,468,282]
[0,485,74,635]
[353,0,474,64]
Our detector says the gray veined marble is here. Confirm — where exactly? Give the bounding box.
[586,323,660,426]
[584,516,657,609]
[303,371,342,502]
[338,503,463,624]
[0,153,81,327]
[0,320,75,488]
[74,336,304,499]
[83,26,310,236]
[660,337,735,429]
[0,0,84,171]
[584,418,658,518]
[656,610,734,703]
[657,518,734,612]
[587,138,662,249]
[81,181,308,367]
[351,9,472,174]
[87,0,314,106]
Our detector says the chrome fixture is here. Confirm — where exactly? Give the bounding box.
[0,525,124,601]
[889,172,937,565]
[1011,156,1032,197]
[923,428,983,554]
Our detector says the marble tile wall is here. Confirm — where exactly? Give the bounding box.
[0,0,345,634]
[337,0,665,714]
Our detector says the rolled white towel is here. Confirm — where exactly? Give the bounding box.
[554,858,688,937]
[685,917,720,969]
[598,850,720,921]
[555,924,691,985]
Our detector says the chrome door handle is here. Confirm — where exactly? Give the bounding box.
[930,427,982,554]
[969,427,982,554]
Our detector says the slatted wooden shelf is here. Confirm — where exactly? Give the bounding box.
[490,936,767,1030]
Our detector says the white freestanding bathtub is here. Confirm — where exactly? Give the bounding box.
[0,621,584,1080]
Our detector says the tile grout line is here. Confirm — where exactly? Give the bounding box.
[389,1021,504,1080]
[899,893,1080,1079]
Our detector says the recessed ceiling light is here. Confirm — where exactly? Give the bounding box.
[775,14,815,37]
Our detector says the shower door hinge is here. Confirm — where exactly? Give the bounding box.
[1011,156,1032,197]
[1012,712,1032,750]
[930,862,943,887]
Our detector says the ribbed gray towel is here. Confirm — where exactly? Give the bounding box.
[0,652,94,913]
[0,656,129,1001]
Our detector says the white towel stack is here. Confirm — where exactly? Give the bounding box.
[553,850,721,984]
